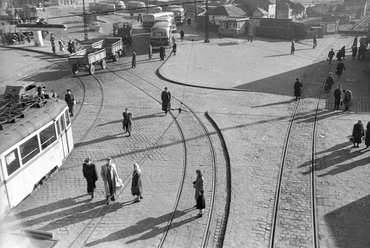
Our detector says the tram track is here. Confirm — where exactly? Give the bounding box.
[269,59,334,247]
[64,59,223,247]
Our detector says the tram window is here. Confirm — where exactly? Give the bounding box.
[20,135,40,165]
[5,148,21,176]
[65,110,71,126]
[56,118,61,136]
[40,124,57,150]
[60,114,66,132]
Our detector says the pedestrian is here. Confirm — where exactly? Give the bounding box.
[172,42,177,55]
[324,72,334,93]
[353,36,358,48]
[101,158,119,204]
[351,45,357,60]
[327,48,335,64]
[159,45,165,60]
[291,39,295,54]
[82,158,98,200]
[148,44,152,59]
[340,46,346,59]
[131,50,137,68]
[352,120,364,148]
[336,49,343,61]
[161,87,171,114]
[187,17,191,26]
[358,43,366,60]
[335,59,345,78]
[64,89,75,117]
[180,29,184,40]
[50,34,55,54]
[122,108,132,136]
[313,34,317,49]
[293,78,302,101]
[333,85,343,110]
[58,39,65,52]
[122,43,127,56]
[67,39,72,54]
[342,89,352,112]
[193,169,205,217]
[131,163,143,202]
[365,121,370,149]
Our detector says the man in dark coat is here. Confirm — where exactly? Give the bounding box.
[294,78,302,100]
[64,89,75,117]
[122,108,133,136]
[159,45,165,60]
[352,120,364,148]
[333,85,342,110]
[335,59,345,78]
[327,48,335,64]
[313,35,317,48]
[172,42,177,55]
[324,72,334,93]
[131,50,137,68]
[161,87,171,114]
[351,45,358,60]
[291,39,295,54]
[365,121,370,149]
[180,29,184,40]
[83,158,98,199]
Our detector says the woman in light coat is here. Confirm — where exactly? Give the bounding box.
[101,158,119,204]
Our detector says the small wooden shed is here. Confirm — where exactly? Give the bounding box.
[218,17,249,37]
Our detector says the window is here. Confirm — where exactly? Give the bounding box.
[65,110,71,127]
[60,114,66,132]
[0,160,3,182]
[40,124,57,150]
[5,148,21,176]
[20,135,40,165]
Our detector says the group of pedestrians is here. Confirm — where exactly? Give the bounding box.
[82,157,142,204]
[352,120,370,149]
[351,36,368,61]
[333,85,353,112]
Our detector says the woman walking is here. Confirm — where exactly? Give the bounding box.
[82,158,98,199]
[352,120,364,148]
[335,59,346,78]
[194,169,205,217]
[131,163,143,202]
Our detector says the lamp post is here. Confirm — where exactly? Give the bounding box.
[82,0,88,40]
[204,0,209,43]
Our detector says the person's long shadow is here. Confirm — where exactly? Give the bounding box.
[74,133,122,148]
[295,109,343,124]
[300,142,367,176]
[96,113,163,127]
[0,195,87,225]
[251,100,294,108]
[85,208,194,247]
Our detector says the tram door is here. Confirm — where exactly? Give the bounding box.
[59,112,71,158]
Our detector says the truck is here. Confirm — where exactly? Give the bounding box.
[113,22,133,46]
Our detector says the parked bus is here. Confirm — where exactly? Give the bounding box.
[155,15,177,32]
[172,7,185,24]
[0,85,73,218]
[113,1,126,10]
[150,21,174,48]
[101,3,116,14]
[162,4,182,12]
[89,3,102,13]
[142,11,175,30]
[127,1,146,14]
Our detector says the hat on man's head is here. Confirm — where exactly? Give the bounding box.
[84,158,91,163]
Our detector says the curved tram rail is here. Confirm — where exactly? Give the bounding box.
[64,63,220,247]
[269,62,333,247]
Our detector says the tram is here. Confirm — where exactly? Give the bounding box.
[0,90,73,218]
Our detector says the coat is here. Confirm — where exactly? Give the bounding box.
[101,163,118,196]
[336,62,345,76]
[365,122,370,146]
[294,80,302,97]
[161,91,171,111]
[132,52,137,67]
[194,175,204,201]
[131,169,142,196]
[343,90,353,108]
[333,88,342,105]
[123,111,132,132]
[352,123,364,143]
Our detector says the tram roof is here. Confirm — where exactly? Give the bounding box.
[0,100,67,155]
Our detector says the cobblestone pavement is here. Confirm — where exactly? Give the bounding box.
[0,28,369,248]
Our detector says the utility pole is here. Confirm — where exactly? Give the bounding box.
[204,0,209,43]
[82,0,88,40]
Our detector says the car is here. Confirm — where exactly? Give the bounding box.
[89,21,101,31]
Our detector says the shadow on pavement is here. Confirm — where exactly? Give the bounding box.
[324,194,370,248]
[85,208,195,246]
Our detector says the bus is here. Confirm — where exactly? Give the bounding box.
[142,12,175,30]
[172,7,185,24]
[127,1,146,14]
[0,84,73,218]
[150,21,174,48]
[155,15,177,32]
[101,3,116,14]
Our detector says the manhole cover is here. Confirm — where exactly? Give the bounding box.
[217,42,239,46]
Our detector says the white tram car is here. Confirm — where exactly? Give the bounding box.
[0,99,73,218]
